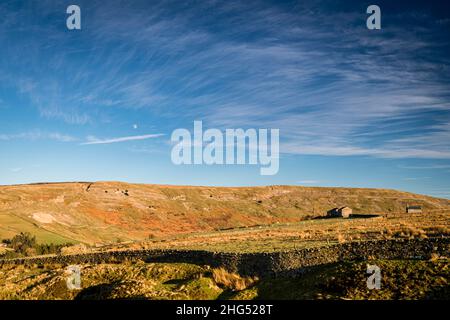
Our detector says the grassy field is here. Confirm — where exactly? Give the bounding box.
[0,212,76,245]
[0,259,447,300]
[6,210,442,255]
[1,209,448,257]
[112,211,449,253]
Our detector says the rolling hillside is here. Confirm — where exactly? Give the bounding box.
[0,182,449,245]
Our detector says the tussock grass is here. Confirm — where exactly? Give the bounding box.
[212,268,258,291]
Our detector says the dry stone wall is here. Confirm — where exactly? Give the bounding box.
[1,238,448,277]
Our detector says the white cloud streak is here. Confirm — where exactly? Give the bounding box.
[81,134,164,145]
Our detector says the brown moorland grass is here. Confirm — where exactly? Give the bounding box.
[1,182,449,247]
[122,211,449,253]
[45,211,447,255]
[212,268,258,291]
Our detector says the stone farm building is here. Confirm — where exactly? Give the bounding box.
[327,206,352,218]
[406,205,422,214]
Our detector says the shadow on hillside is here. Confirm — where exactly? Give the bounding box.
[424,284,450,300]
[313,214,381,220]
[74,282,146,300]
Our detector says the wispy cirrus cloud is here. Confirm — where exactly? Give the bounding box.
[403,177,431,181]
[81,134,164,145]
[1,0,449,161]
[0,131,77,142]
[399,164,450,170]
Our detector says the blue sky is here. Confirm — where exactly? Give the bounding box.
[1,0,450,198]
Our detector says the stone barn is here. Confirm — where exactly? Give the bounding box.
[327,206,352,218]
[406,205,422,214]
